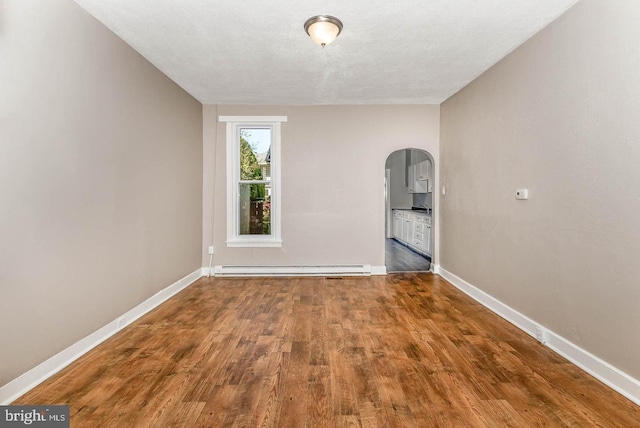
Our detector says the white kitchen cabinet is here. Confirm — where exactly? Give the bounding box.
[416,160,433,193]
[412,232,425,252]
[411,214,427,252]
[392,209,432,258]
[402,217,413,243]
[424,224,432,256]
[392,214,403,239]
[416,160,430,181]
[408,164,428,194]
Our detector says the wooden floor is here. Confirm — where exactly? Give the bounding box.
[16,274,640,427]
[385,238,431,272]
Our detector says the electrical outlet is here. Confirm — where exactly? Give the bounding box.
[515,189,529,200]
[117,317,127,329]
[208,245,215,255]
[535,326,548,344]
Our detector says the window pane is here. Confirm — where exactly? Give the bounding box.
[239,128,271,182]
[239,183,271,235]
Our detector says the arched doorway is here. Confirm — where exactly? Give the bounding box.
[384,148,434,272]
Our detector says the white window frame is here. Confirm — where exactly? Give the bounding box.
[219,115,286,247]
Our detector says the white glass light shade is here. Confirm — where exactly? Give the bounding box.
[307,21,339,46]
[304,15,343,47]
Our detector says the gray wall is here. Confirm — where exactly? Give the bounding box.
[202,105,440,268]
[413,192,432,210]
[0,0,203,387]
[441,0,640,379]
[386,150,413,210]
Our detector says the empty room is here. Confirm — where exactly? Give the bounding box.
[1,0,639,426]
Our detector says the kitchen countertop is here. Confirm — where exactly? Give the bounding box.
[392,208,432,216]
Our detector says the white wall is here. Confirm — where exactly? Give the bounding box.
[441,0,640,379]
[0,0,203,387]
[202,105,440,268]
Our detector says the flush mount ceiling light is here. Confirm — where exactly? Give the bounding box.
[304,15,343,47]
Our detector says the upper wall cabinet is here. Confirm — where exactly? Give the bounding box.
[408,164,428,193]
[408,160,432,193]
[416,160,430,181]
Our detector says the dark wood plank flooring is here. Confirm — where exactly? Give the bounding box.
[385,238,431,272]
[15,274,640,427]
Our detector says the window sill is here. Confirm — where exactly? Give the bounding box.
[226,239,283,248]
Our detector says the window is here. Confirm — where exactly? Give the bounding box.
[219,116,286,247]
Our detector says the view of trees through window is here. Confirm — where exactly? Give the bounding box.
[239,128,271,235]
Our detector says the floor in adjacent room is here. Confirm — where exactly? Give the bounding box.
[15,274,640,427]
[385,238,431,272]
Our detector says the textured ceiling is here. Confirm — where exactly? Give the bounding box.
[74,0,579,105]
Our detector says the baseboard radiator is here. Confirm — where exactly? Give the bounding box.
[213,264,372,277]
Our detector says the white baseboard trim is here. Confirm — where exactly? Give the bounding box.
[0,268,202,405]
[213,264,385,277]
[371,265,387,275]
[431,263,441,274]
[438,268,539,335]
[438,267,640,407]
